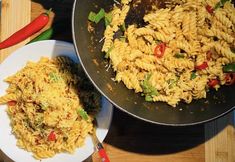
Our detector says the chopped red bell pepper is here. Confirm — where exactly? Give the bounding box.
[195,62,208,70]
[7,101,17,106]
[206,51,212,61]
[154,43,166,58]
[225,73,235,85]
[208,79,219,88]
[206,5,214,14]
[48,131,56,141]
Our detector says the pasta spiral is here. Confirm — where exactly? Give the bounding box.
[99,0,235,107]
[0,57,100,159]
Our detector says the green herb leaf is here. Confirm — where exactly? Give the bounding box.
[174,53,185,58]
[223,63,235,73]
[167,79,176,89]
[145,95,153,102]
[141,73,159,99]
[104,12,112,27]
[49,72,59,82]
[120,22,126,31]
[40,102,48,110]
[105,46,114,58]
[77,108,89,120]
[167,77,179,89]
[214,0,230,9]
[190,72,197,80]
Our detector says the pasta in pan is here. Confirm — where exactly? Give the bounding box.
[0,56,100,159]
[100,0,235,107]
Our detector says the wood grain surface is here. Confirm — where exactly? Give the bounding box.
[0,1,234,162]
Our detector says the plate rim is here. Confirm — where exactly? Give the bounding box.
[0,40,113,162]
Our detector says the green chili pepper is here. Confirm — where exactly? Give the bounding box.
[214,0,230,9]
[88,9,105,24]
[95,9,105,23]
[77,108,89,120]
[28,28,53,44]
[88,12,97,22]
[190,72,197,80]
[223,63,235,73]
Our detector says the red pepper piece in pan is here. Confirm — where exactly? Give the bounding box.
[195,62,208,70]
[225,73,235,85]
[48,131,56,141]
[154,43,166,58]
[0,9,51,49]
[7,101,17,106]
[208,79,219,88]
[206,5,214,14]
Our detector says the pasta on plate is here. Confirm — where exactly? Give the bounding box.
[0,56,100,159]
[98,0,235,107]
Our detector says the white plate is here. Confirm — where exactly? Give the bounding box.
[0,40,113,162]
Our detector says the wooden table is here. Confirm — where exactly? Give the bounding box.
[0,1,235,162]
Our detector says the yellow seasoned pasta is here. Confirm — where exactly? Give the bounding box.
[0,56,100,159]
[94,0,235,107]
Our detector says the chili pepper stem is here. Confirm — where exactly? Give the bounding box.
[46,8,53,15]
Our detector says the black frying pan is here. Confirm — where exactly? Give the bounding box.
[72,0,235,126]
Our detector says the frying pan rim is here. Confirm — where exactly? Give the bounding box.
[71,0,235,126]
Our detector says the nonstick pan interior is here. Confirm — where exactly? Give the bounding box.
[72,0,235,126]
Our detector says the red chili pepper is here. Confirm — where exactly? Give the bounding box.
[208,79,219,88]
[154,43,166,58]
[195,62,208,70]
[206,51,212,61]
[206,5,214,14]
[48,131,56,141]
[0,9,51,49]
[7,101,17,106]
[225,73,235,85]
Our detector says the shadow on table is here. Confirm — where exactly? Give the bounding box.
[104,108,233,155]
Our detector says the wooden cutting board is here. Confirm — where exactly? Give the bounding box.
[0,1,234,162]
